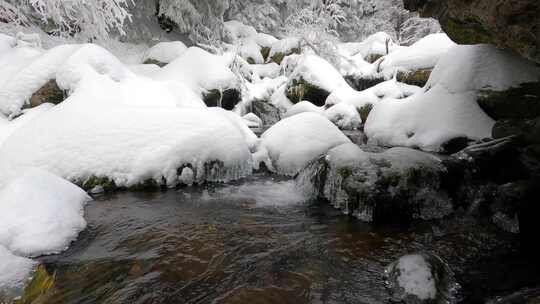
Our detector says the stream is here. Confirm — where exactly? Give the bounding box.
[31,174,539,304]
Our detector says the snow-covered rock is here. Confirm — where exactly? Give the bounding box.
[365,44,540,151]
[0,71,255,189]
[284,101,323,118]
[0,245,36,294]
[339,32,399,59]
[377,33,456,78]
[298,143,452,222]
[268,37,301,64]
[255,112,350,175]
[324,103,362,130]
[143,41,187,65]
[385,252,459,304]
[0,169,90,257]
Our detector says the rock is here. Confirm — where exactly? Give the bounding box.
[440,137,473,155]
[490,181,534,234]
[285,77,330,106]
[519,144,540,177]
[143,58,167,67]
[298,143,453,223]
[492,119,534,140]
[344,75,386,91]
[202,88,241,110]
[28,79,65,108]
[486,287,540,304]
[397,69,432,87]
[477,82,540,120]
[384,252,459,304]
[260,46,271,62]
[251,99,282,126]
[403,0,540,63]
[365,53,383,64]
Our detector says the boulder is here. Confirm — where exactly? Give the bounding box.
[298,143,452,223]
[202,88,241,111]
[397,69,432,87]
[344,75,386,91]
[251,99,282,126]
[477,82,540,120]
[403,0,540,63]
[28,80,65,109]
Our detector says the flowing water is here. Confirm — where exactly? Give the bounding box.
[27,174,539,304]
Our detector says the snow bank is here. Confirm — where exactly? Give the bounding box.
[143,41,187,64]
[378,33,456,78]
[0,169,90,257]
[0,245,36,292]
[256,112,350,175]
[364,44,539,151]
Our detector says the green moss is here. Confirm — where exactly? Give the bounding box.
[337,167,353,179]
[286,77,330,106]
[443,18,494,45]
[358,103,374,122]
[82,176,117,192]
[16,265,56,304]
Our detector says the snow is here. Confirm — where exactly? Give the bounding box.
[364,44,537,151]
[224,20,258,42]
[143,41,187,64]
[284,101,323,118]
[0,103,54,146]
[256,112,351,175]
[0,169,90,257]
[242,113,263,128]
[0,76,256,188]
[365,85,494,151]
[338,32,399,58]
[243,76,287,104]
[378,33,456,78]
[0,245,36,292]
[427,44,540,93]
[236,38,264,64]
[251,62,281,79]
[324,102,362,130]
[254,32,278,48]
[394,254,437,300]
[289,54,348,93]
[157,47,238,96]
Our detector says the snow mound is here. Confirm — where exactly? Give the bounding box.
[256,112,351,175]
[324,102,362,130]
[0,245,36,292]
[284,101,323,118]
[378,33,456,78]
[427,44,540,93]
[290,55,348,93]
[0,169,90,257]
[364,45,535,151]
[0,71,255,188]
[158,47,238,96]
[143,41,187,64]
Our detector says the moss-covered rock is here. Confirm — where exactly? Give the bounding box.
[260,46,271,62]
[269,47,301,65]
[202,88,241,110]
[477,82,540,120]
[81,176,117,192]
[27,79,65,109]
[285,77,330,106]
[396,69,432,87]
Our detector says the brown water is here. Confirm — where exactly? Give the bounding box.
[32,174,539,304]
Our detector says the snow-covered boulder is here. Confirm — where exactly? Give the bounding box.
[324,103,362,130]
[158,47,241,109]
[142,41,188,66]
[365,45,540,152]
[286,55,349,106]
[298,143,452,222]
[284,101,323,118]
[377,33,456,79]
[0,71,256,189]
[255,112,350,175]
[0,169,90,257]
[385,252,458,304]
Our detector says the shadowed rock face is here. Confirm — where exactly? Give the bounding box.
[403,0,540,63]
